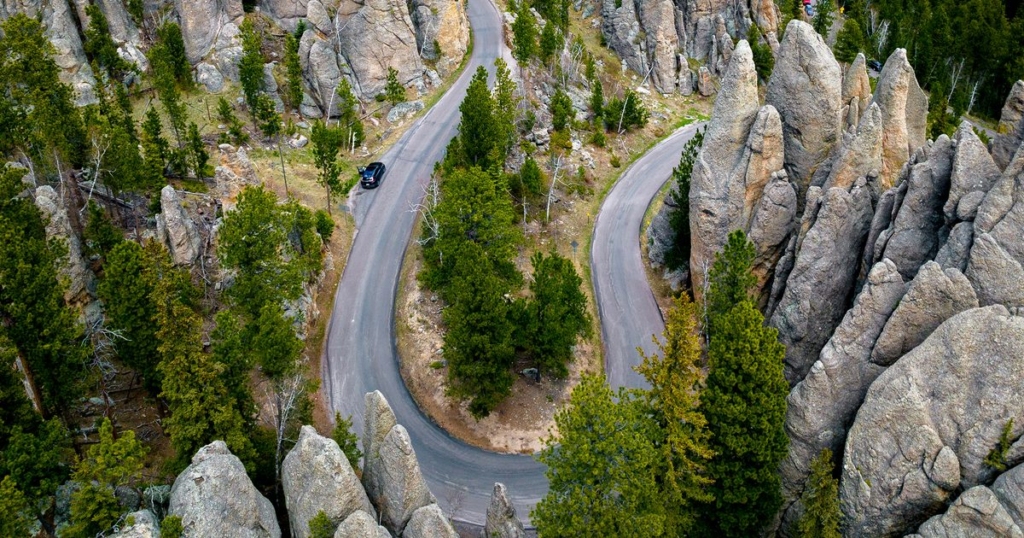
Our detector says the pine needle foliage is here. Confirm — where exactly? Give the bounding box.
[798,449,842,538]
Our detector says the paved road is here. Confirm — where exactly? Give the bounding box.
[321,0,546,527]
[591,123,705,390]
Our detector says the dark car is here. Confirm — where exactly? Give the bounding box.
[868,59,883,72]
[360,162,386,189]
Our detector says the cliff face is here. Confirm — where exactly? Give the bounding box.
[600,0,780,94]
[0,0,469,112]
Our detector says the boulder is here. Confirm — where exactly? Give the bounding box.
[409,0,469,75]
[935,221,975,273]
[688,40,762,297]
[914,486,1024,538]
[880,160,949,280]
[840,306,1024,536]
[111,509,160,538]
[870,262,978,366]
[332,510,390,538]
[822,102,883,193]
[600,0,642,75]
[485,483,526,538]
[282,426,376,538]
[842,54,873,130]
[993,464,1024,530]
[158,186,201,266]
[770,181,874,384]
[361,391,435,535]
[869,48,929,188]
[174,0,243,65]
[945,122,1002,220]
[992,80,1024,171]
[402,504,458,538]
[778,259,905,534]
[197,63,224,93]
[639,0,679,94]
[766,20,843,196]
[336,0,424,100]
[169,441,281,537]
[386,100,424,123]
[696,66,715,96]
[258,0,308,31]
[34,185,91,301]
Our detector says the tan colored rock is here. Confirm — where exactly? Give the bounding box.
[332,510,390,538]
[869,48,929,188]
[158,185,201,267]
[485,483,525,538]
[823,102,883,193]
[841,53,872,130]
[410,0,469,76]
[992,80,1024,171]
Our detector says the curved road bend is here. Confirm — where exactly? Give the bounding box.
[591,123,705,390]
[321,0,546,526]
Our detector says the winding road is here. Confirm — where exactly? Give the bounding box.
[322,0,705,526]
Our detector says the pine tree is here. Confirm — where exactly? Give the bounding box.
[698,299,788,536]
[211,311,257,429]
[82,201,124,261]
[65,418,148,538]
[141,107,169,187]
[0,418,73,510]
[634,294,714,534]
[748,24,775,82]
[97,240,161,393]
[511,2,537,64]
[154,22,193,89]
[452,67,498,169]
[335,77,364,149]
[0,166,88,417]
[283,32,304,111]
[83,4,134,80]
[250,302,303,380]
[384,67,406,105]
[813,0,836,35]
[186,122,209,178]
[311,120,342,213]
[0,476,32,537]
[239,19,266,113]
[833,18,866,64]
[532,375,665,536]
[518,251,591,379]
[539,20,562,65]
[798,449,842,538]
[665,127,704,271]
[218,97,249,146]
[492,58,518,163]
[589,75,604,123]
[705,229,757,329]
[550,87,574,131]
[331,412,362,470]
[518,156,544,197]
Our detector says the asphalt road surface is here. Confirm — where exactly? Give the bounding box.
[591,123,705,390]
[321,0,546,527]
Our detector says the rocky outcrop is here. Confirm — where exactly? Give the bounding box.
[992,80,1024,171]
[485,483,526,538]
[966,149,1024,308]
[689,41,784,297]
[336,0,426,100]
[169,441,281,537]
[282,426,376,538]
[111,509,161,538]
[912,486,1024,538]
[870,261,978,366]
[402,504,458,538]
[258,0,307,31]
[640,0,678,94]
[332,510,390,538]
[157,185,201,266]
[945,122,1002,220]
[600,0,642,77]
[748,170,798,298]
[362,391,435,535]
[965,233,1024,308]
[409,0,469,75]
[822,102,883,193]
[32,0,98,104]
[174,0,243,65]
[696,66,715,96]
[766,20,842,195]
[778,259,905,534]
[34,185,91,301]
[935,221,974,273]
[840,306,1024,536]
[770,180,874,385]
[841,54,872,131]
[869,48,929,188]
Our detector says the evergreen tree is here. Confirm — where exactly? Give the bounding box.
[0,476,32,537]
[94,113,146,194]
[283,32,304,110]
[210,311,257,429]
[813,0,837,35]
[518,252,591,379]
[311,120,342,213]
[0,336,39,444]
[798,449,842,538]
[154,22,193,89]
[141,107,169,187]
[492,58,518,163]
[635,294,714,534]
[0,418,73,510]
[665,127,704,270]
[698,299,788,536]
[550,87,574,131]
[705,230,757,329]
[126,0,144,25]
[217,97,249,146]
[442,245,517,417]
[82,201,124,261]
[186,122,209,178]
[451,67,498,170]
[589,74,604,123]
[150,42,187,146]
[384,67,406,105]
[833,18,865,64]
[331,412,362,470]
[250,302,302,380]
[335,77,365,148]
[420,166,521,294]
[83,4,134,80]
[748,24,775,82]
[533,375,665,536]
[97,240,161,392]
[518,156,544,197]
[0,166,87,416]
[65,418,148,538]
[539,20,563,65]
[239,19,266,113]
[511,2,537,64]
[309,511,334,538]
[604,90,649,132]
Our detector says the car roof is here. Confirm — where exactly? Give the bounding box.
[367,162,384,169]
